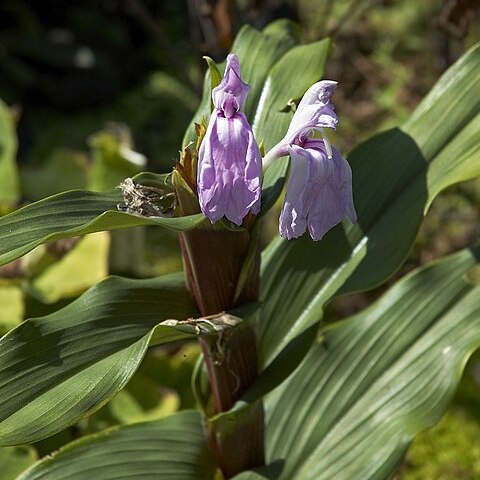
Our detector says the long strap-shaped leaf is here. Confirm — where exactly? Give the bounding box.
[259,43,480,366]
[17,411,216,480]
[264,247,480,479]
[0,273,198,446]
[0,173,204,266]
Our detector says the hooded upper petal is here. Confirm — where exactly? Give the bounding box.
[286,80,338,143]
[212,54,250,118]
[197,111,262,226]
[262,80,339,170]
[279,139,356,241]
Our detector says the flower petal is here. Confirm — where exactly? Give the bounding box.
[212,54,250,118]
[262,80,338,170]
[197,111,262,226]
[285,80,338,143]
[279,145,312,239]
[304,140,356,241]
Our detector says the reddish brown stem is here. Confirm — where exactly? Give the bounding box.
[180,226,264,477]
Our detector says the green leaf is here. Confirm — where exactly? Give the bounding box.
[0,273,198,446]
[0,99,20,204]
[261,19,300,45]
[17,411,216,480]
[234,24,300,125]
[240,325,317,406]
[0,446,37,480]
[252,38,331,151]
[203,56,222,111]
[232,461,285,479]
[0,173,204,266]
[86,345,200,432]
[259,157,289,218]
[403,43,480,166]
[259,43,480,366]
[264,247,480,479]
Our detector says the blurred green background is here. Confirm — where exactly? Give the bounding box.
[0,0,479,478]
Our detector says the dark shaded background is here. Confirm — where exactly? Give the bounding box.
[2,0,478,174]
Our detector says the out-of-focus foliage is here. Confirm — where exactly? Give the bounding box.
[0,445,37,480]
[0,285,23,335]
[0,100,20,205]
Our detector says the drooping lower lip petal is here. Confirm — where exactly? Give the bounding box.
[305,144,357,241]
[197,112,262,226]
[279,145,312,239]
[279,142,356,241]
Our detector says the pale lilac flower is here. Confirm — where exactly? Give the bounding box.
[197,54,262,226]
[263,80,356,240]
[280,140,356,240]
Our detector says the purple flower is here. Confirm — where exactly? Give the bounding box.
[263,80,356,240]
[197,54,262,226]
[280,140,356,240]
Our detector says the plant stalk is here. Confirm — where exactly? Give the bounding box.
[180,226,264,478]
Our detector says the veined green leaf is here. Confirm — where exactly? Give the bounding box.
[232,461,284,479]
[17,411,216,480]
[403,43,480,163]
[0,273,198,446]
[235,23,300,125]
[423,110,480,212]
[203,56,222,111]
[0,172,204,266]
[265,247,480,479]
[259,43,480,366]
[259,157,289,219]
[252,38,330,151]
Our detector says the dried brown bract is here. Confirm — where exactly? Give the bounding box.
[117,177,177,217]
